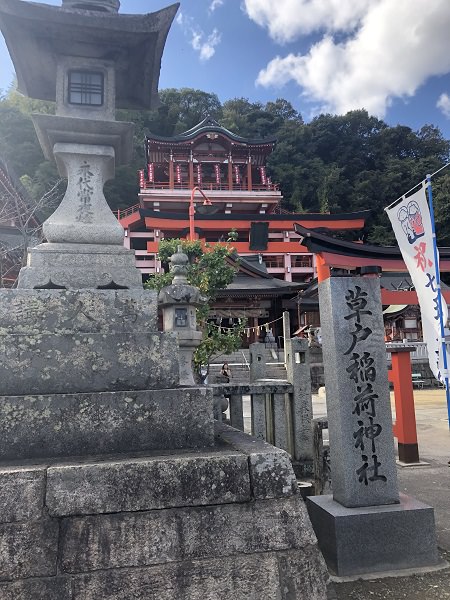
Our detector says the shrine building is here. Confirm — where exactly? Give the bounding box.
[118,117,369,284]
[117,117,371,341]
[116,117,374,340]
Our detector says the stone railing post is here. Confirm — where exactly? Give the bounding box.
[285,337,314,467]
[249,342,266,382]
[282,310,291,367]
[229,393,244,431]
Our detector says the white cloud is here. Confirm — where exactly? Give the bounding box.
[176,11,222,62]
[192,28,222,61]
[209,0,224,14]
[243,0,373,43]
[437,93,450,119]
[251,0,450,118]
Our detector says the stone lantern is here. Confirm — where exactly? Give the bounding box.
[158,246,206,385]
[0,0,178,289]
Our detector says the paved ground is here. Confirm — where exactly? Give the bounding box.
[323,389,450,599]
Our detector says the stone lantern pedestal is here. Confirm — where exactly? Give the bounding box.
[159,246,205,386]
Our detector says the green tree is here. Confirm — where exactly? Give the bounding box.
[265,98,303,123]
[2,81,450,245]
[158,88,222,133]
[432,172,450,246]
[144,239,246,381]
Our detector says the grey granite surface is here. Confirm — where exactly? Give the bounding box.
[307,493,440,576]
[0,388,214,460]
[318,276,399,508]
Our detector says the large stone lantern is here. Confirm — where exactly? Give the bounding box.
[0,0,178,289]
[158,247,206,385]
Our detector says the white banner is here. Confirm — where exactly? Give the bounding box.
[386,184,448,382]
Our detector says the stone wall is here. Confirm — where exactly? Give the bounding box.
[0,425,329,600]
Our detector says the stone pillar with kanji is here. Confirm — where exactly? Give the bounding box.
[306,271,440,577]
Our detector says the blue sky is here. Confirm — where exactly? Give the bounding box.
[1,0,450,138]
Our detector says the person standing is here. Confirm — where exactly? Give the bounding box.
[221,362,231,382]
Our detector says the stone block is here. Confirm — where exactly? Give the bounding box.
[0,331,178,396]
[277,548,329,600]
[46,451,251,517]
[307,493,440,576]
[0,289,158,335]
[0,520,59,581]
[0,466,46,523]
[215,422,298,499]
[0,577,72,600]
[0,387,214,461]
[60,497,317,573]
[71,553,309,600]
[18,242,142,289]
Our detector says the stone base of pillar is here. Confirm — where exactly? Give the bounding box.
[18,242,142,289]
[307,493,441,577]
[0,425,329,600]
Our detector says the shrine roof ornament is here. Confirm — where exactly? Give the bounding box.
[146,116,277,147]
[0,0,179,109]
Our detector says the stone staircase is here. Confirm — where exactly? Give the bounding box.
[209,348,287,383]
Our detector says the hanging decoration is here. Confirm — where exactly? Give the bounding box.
[196,163,202,186]
[234,165,240,184]
[208,315,283,333]
[176,163,182,184]
[147,162,154,183]
[259,166,267,185]
[214,163,221,185]
[138,169,145,188]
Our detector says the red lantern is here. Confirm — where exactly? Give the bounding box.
[147,163,154,183]
[259,166,267,185]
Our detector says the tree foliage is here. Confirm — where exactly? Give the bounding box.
[1,84,450,246]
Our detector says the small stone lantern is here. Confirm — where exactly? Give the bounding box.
[158,246,206,385]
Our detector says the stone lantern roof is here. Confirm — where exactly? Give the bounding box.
[0,0,179,109]
[61,0,120,12]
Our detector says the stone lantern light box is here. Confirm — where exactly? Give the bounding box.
[56,56,116,121]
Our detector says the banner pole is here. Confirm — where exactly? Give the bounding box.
[426,174,450,428]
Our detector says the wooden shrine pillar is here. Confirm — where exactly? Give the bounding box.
[247,157,252,191]
[188,157,194,189]
[169,155,174,190]
[228,158,233,191]
[316,254,331,282]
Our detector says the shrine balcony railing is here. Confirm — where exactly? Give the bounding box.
[116,204,140,220]
[140,181,279,192]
